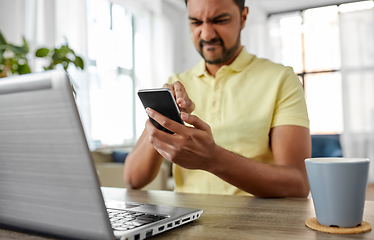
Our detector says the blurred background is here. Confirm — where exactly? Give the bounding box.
[1,0,374,184]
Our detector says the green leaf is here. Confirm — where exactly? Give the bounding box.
[59,45,71,55]
[46,63,54,70]
[74,56,84,70]
[10,59,17,74]
[10,45,26,54]
[62,57,72,63]
[51,60,61,68]
[0,48,5,63]
[35,48,50,57]
[52,51,65,61]
[19,63,31,75]
[0,31,7,45]
[22,37,29,53]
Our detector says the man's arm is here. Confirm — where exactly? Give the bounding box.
[146,109,311,198]
[123,129,164,189]
[210,125,311,198]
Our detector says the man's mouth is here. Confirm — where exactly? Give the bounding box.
[203,44,221,51]
[200,39,223,51]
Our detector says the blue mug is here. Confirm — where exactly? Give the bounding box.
[305,158,369,228]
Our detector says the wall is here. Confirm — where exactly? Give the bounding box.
[155,0,200,80]
[243,0,270,59]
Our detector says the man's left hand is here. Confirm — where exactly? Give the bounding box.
[145,107,217,170]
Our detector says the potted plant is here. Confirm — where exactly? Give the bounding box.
[35,43,84,71]
[0,31,31,78]
[0,30,84,78]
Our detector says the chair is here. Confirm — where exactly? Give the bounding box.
[311,135,343,158]
[91,149,171,190]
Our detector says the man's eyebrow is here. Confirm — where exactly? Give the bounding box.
[188,13,231,22]
[211,13,231,20]
[188,16,201,21]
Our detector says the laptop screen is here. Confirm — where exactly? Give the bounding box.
[0,70,114,239]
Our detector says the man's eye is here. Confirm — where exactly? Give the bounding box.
[215,19,229,24]
[191,21,202,26]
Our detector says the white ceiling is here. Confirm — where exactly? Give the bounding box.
[255,0,367,14]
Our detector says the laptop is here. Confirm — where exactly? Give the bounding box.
[0,70,203,240]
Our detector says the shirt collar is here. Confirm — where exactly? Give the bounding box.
[191,47,255,77]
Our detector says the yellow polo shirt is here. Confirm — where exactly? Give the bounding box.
[168,48,309,195]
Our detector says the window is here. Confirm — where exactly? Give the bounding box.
[268,1,374,134]
[86,0,150,148]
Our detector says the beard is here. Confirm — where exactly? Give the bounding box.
[198,33,241,65]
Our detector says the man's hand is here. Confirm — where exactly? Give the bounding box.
[145,108,217,170]
[163,81,195,114]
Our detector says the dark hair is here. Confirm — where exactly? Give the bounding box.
[184,0,245,12]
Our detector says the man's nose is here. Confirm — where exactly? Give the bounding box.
[200,23,217,42]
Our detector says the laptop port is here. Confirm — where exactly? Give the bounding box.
[134,234,140,240]
[182,217,190,223]
[175,220,180,225]
[158,226,165,231]
[167,223,173,228]
[146,230,153,238]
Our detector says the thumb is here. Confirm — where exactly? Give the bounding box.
[181,112,211,132]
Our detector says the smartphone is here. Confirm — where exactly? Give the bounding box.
[138,88,184,134]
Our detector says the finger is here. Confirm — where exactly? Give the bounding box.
[181,97,195,113]
[149,135,176,162]
[181,112,211,132]
[173,82,195,113]
[145,118,182,162]
[145,109,185,141]
[163,83,176,98]
[173,81,186,105]
[176,94,195,112]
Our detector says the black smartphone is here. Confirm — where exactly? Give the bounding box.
[138,88,184,134]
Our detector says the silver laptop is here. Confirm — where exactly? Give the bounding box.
[0,70,203,240]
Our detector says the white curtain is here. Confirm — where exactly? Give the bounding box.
[340,8,374,182]
[0,0,93,146]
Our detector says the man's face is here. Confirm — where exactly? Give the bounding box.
[187,0,246,65]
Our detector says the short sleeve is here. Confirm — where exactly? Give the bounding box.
[271,67,310,129]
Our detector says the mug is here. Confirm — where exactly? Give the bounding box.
[305,158,369,228]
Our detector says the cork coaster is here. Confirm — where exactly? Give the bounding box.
[305,217,371,234]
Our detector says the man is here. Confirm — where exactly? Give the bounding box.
[124,0,311,197]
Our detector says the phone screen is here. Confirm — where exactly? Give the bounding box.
[138,88,184,134]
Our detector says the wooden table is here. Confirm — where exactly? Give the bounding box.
[1,187,374,239]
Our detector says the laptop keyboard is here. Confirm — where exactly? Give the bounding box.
[107,209,167,231]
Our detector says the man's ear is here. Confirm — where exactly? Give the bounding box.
[241,7,249,30]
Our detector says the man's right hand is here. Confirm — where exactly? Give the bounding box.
[163,81,195,114]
